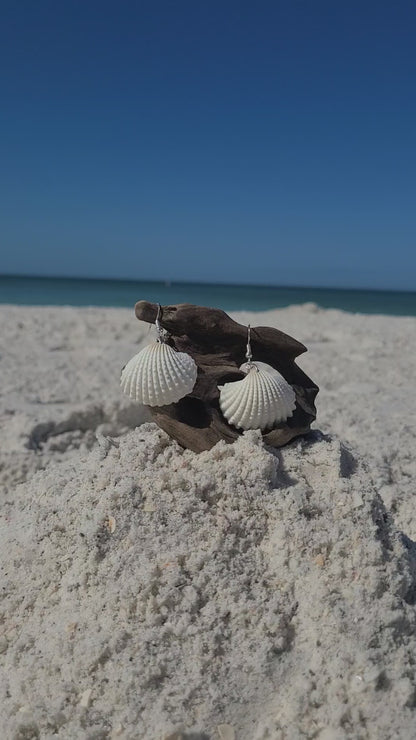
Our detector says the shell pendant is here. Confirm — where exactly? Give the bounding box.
[120,341,198,407]
[218,364,296,431]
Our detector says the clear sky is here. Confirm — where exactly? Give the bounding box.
[1,0,415,290]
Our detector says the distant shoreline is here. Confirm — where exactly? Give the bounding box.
[1,274,415,316]
[1,272,415,294]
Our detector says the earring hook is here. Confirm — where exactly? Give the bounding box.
[246,324,253,366]
[155,303,169,343]
[155,303,164,342]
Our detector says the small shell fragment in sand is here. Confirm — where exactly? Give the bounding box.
[105,516,116,533]
[111,725,124,737]
[65,622,78,636]
[143,500,156,512]
[79,688,92,708]
[217,724,235,740]
[352,491,364,508]
[364,664,381,682]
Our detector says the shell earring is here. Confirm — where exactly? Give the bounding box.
[218,325,296,431]
[120,304,198,406]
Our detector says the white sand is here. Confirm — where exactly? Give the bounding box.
[1,304,416,739]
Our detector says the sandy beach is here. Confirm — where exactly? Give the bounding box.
[1,303,416,739]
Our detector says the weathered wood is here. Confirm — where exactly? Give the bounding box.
[134,300,319,453]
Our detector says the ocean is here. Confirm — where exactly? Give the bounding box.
[1,275,416,316]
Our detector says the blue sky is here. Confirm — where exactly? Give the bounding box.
[1,0,415,290]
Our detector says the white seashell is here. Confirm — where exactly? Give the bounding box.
[120,342,197,406]
[218,365,296,431]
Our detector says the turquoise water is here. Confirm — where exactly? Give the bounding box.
[1,275,416,316]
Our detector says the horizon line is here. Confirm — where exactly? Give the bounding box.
[1,272,415,296]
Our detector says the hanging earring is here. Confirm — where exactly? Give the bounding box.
[218,325,296,431]
[120,304,198,406]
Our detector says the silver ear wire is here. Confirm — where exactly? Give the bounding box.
[239,324,256,375]
[155,303,163,340]
[155,303,168,343]
[245,324,253,367]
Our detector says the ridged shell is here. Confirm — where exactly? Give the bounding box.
[218,366,296,431]
[120,342,197,406]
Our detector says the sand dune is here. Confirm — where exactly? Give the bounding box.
[1,304,416,738]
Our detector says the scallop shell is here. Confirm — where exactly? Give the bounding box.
[218,365,296,431]
[120,341,197,406]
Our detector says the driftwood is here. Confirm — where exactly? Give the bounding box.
[135,300,319,453]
